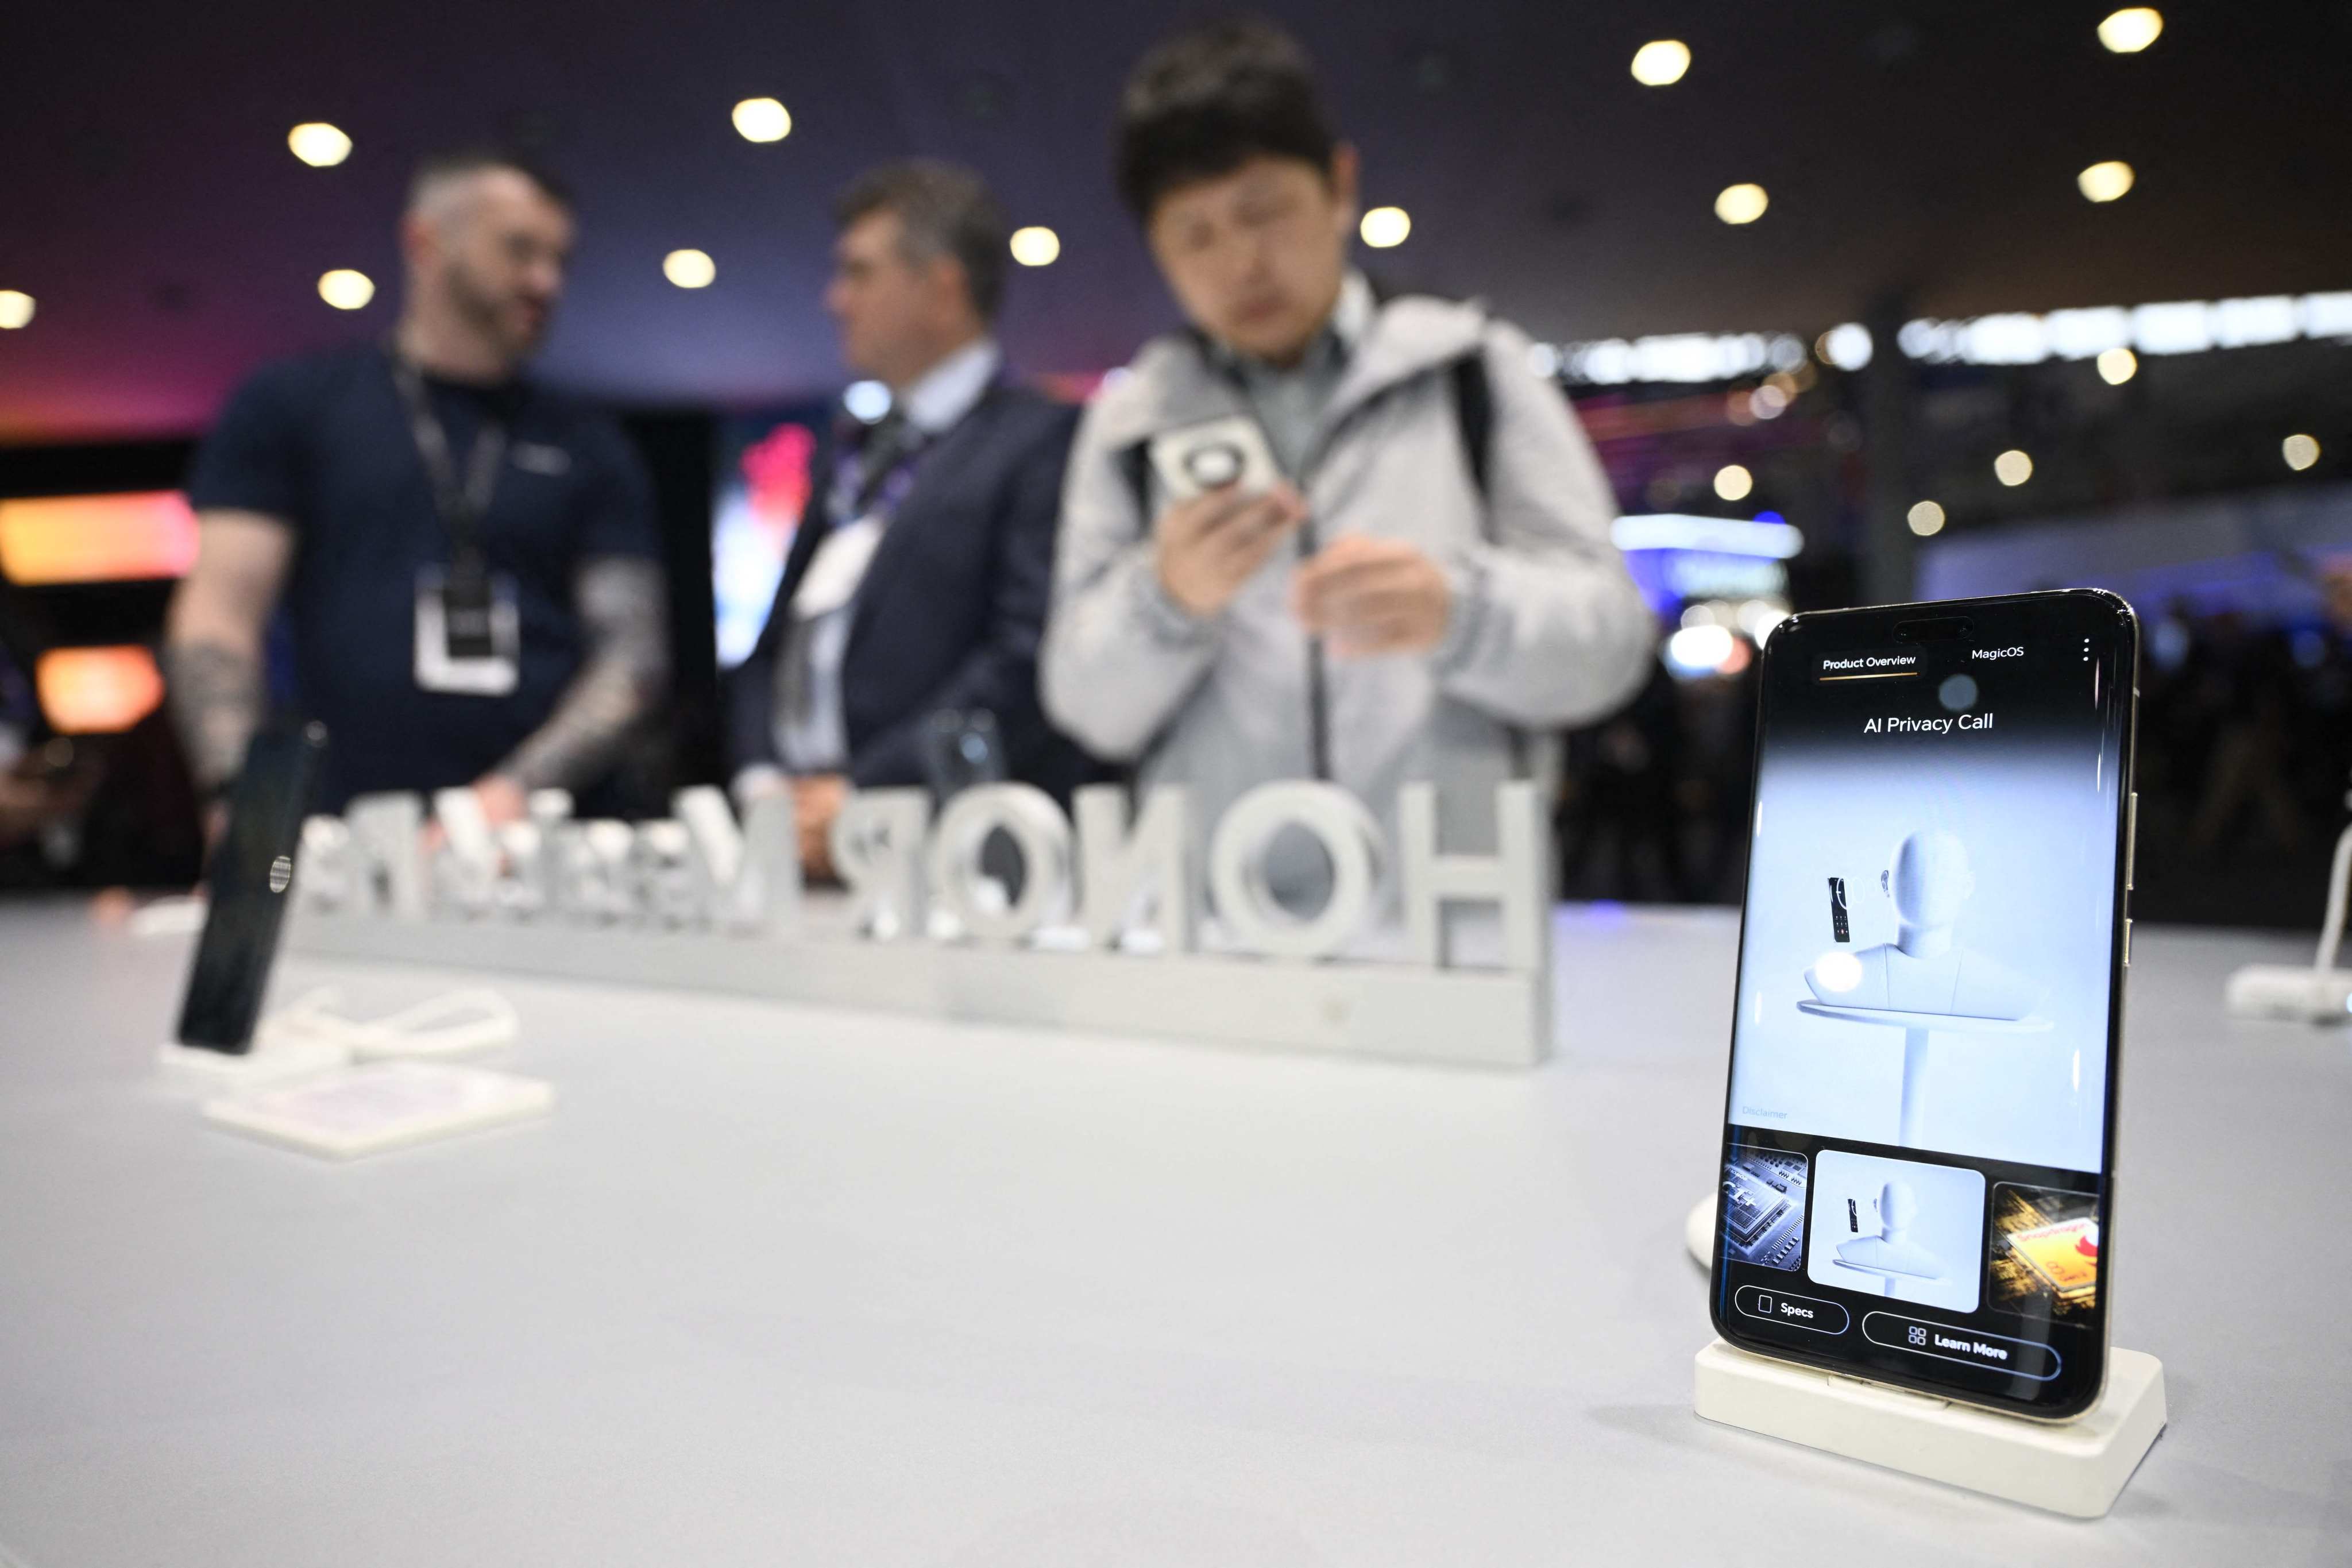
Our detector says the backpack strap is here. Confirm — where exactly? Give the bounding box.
[1449,347,1495,521]
[1446,338,1534,778]
[1118,439,1153,526]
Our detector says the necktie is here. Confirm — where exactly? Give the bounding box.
[833,409,922,526]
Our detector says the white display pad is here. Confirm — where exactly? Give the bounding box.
[1694,1338,2166,1519]
[287,912,1548,1068]
[202,1061,552,1160]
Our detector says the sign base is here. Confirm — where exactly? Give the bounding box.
[288,912,1548,1068]
[1693,1338,2165,1518]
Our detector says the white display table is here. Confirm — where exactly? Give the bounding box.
[0,899,2344,1564]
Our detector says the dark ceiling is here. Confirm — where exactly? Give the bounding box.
[4,0,2346,442]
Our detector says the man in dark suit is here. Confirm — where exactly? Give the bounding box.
[729,160,1083,875]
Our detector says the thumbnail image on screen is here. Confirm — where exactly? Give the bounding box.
[1806,1149,1985,1313]
[1988,1182,2100,1323]
[1721,1147,1807,1270]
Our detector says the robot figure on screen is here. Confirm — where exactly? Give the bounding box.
[1805,831,2044,1019]
[1835,1180,1946,1283]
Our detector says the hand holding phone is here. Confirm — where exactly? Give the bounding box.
[1151,483,1307,618]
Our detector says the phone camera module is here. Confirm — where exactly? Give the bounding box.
[1184,441,1246,489]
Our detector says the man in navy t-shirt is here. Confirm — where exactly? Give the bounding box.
[167,148,668,818]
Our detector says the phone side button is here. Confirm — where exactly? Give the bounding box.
[2126,790,2138,890]
[2123,917,2131,968]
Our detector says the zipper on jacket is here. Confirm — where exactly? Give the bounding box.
[1297,517,1331,781]
[1204,342,1341,784]
[1295,403,1371,785]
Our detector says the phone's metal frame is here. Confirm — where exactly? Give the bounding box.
[1706,588,2138,1422]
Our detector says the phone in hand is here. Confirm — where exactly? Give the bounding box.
[1709,592,2137,1421]
[175,722,329,1053]
[1147,415,1281,504]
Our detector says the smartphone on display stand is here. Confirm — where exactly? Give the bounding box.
[1709,590,2137,1421]
[175,723,329,1053]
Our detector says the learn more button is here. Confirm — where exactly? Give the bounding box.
[1734,1284,1849,1335]
[1863,1312,2061,1381]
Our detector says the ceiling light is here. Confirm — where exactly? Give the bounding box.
[1630,40,1691,86]
[287,122,352,168]
[2096,346,2138,384]
[2078,161,2135,203]
[663,249,716,289]
[1994,449,2034,486]
[0,290,32,330]
[2046,307,2132,358]
[1714,183,1768,225]
[732,98,792,143]
[2133,300,2215,355]
[1360,206,1411,248]
[1740,601,1789,641]
[1817,323,1872,370]
[1611,515,1803,558]
[1009,226,1060,267]
[1907,500,1947,536]
[2098,8,2163,52]
[2284,434,2322,472]
[1666,623,1736,676]
[1714,464,1755,501]
[316,269,374,310]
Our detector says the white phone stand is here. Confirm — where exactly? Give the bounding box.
[1687,1196,2164,1516]
[2226,821,2352,1022]
[155,1036,350,1095]
[1685,1193,1716,1266]
[1694,1338,2165,1518]
[256,986,520,1061]
[154,986,518,1096]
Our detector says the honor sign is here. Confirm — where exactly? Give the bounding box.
[289,781,1555,1067]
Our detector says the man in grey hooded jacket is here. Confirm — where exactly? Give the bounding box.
[1042,19,1655,878]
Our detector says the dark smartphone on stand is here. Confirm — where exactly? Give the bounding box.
[1709,592,2137,1421]
[175,723,329,1053]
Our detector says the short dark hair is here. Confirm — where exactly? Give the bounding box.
[1115,18,1338,222]
[835,159,1009,322]
[407,146,575,214]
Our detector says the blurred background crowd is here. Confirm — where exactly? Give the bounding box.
[2,1,2346,928]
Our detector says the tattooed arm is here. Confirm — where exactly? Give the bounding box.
[492,555,670,798]
[163,509,294,797]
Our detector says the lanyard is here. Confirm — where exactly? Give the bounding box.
[388,350,506,584]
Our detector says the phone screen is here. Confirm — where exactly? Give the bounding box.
[1710,591,2135,1419]
[175,723,329,1053]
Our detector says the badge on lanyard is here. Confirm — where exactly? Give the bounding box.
[414,562,522,694]
[391,351,525,696]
